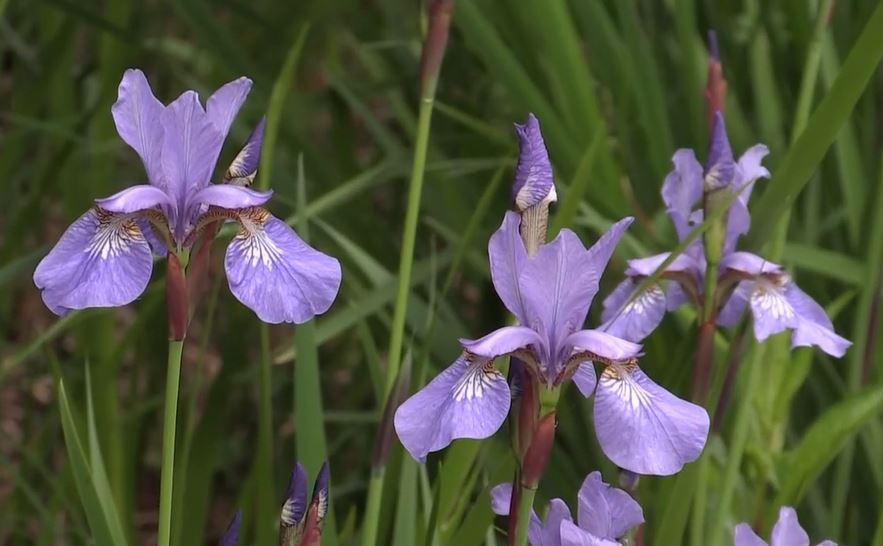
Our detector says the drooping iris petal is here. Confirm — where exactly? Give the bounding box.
[576,471,643,540]
[593,365,709,475]
[459,326,545,360]
[94,184,175,214]
[600,279,667,343]
[190,184,273,211]
[394,354,510,462]
[786,284,851,357]
[205,77,252,139]
[661,149,703,240]
[704,113,735,191]
[220,511,241,546]
[558,520,619,546]
[512,113,556,211]
[571,363,597,398]
[225,118,265,185]
[111,69,165,188]
[160,90,225,221]
[488,211,529,322]
[34,208,153,316]
[734,524,768,546]
[770,507,810,546]
[224,210,341,324]
[747,278,799,342]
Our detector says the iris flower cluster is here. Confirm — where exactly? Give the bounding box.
[490,471,643,546]
[601,113,850,357]
[394,115,710,476]
[33,69,341,325]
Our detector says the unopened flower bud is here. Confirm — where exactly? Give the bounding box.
[512,114,557,255]
[521,411,556,489]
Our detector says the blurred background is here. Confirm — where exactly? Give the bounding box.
[2,0,882,545]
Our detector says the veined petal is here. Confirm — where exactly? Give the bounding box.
[33,208,153,315]
[734,524,768,546]
[559,520,618,546]
[786,284,851,357]
[563,329,642,362]
[770,507,810,546]
[594,365,709,475]
[661,149,703,240]
[224,210,341,324]
[576,471,643,540]
[161,90,225,219]
[748,277,800,342]
[220,511,241,546]
[225,118,265,185]
[94,184,174,214]
[460,326,545,360]
[206,77,252,138]
[512,113,556,211]
[111,69,165,187]
[519,228,591,348]
[394,354,510,462]
[571,363,597,398]
[190,184,272,211]
[488,211,529,321]
[600,279,667,343]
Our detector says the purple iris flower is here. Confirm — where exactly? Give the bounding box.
[601,113,850,357]
[394,118,709,475]
[734,507,836,546]
[490,471,644,546]
[280,461,329,546]
[33,69,341,324]
[220,511,241,546]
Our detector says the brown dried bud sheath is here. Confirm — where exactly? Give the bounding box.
[419,0,455,99]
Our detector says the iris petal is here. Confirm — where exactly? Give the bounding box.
[224,210,341,324]
[394,354,510,462]
[600,279,667,343]
[488,211,529,322]
[770,507,810,546]
[734,524,768,546]
[559,520,619,546]
[111,69,165,188]
[33,208,153,315]
[94,184,174,214]
[593,365,709,475]
[576,471,643,540]
[459,326,544,360]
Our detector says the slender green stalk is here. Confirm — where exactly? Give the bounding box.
[384,96,435,396]
[256,324,274,546]
[361,469,385,546]
[157,339,185,546]
[513,487,537,546]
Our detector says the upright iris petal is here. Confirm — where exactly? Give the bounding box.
[734,506,837,546]
[490,472,643,546]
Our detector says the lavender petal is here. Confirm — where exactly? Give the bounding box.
[190,184,273,212]
[593,365,709,475]
[459,325,545,360]
[770,507,810,546]
[94,184,174,214]
[205,77,252,138]
[571,363,597,398]
[224,211,341,324]
[282,462,309,527]
[394,354,510,462]
[734,524,768,546]
[704,113,736,191]
[576,471,643,540]
[488,211,529,322]
[111,69,165,188]
[786,283,851,357]
[33,209,153,315]
[661,149,704,240]
[559,520,619,546]
[563,329,643,361]
[225,118,266,185]
[600,279,667,343]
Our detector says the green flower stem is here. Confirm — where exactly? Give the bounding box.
[158,338,185,546]
[256,323,274,546]
[360,469,385,546]
[513,486,537,546]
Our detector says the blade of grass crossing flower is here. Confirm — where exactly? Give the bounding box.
[294,158,338,545]
[746,0,883,248]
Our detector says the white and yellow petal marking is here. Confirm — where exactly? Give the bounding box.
[231,208,285,268]
[452,358,501,402]
[86,208,146,260]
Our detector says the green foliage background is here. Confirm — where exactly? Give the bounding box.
[1,0,882,545]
